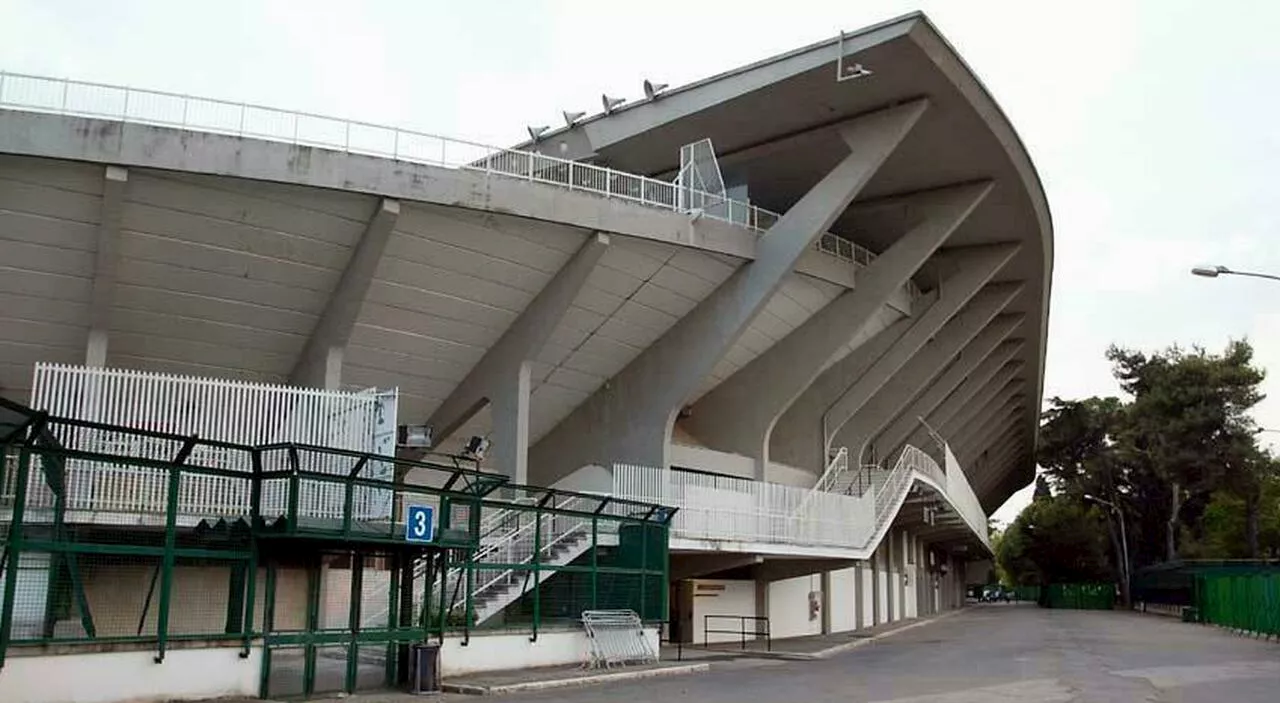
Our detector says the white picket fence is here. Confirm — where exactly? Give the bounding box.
[21,363,398,522]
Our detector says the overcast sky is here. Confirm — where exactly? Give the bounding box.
[4,0,1279,525]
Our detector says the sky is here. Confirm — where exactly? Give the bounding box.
[3,0,1279,526]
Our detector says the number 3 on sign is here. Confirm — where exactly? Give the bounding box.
[405,505,435,543]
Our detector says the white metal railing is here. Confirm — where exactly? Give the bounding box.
[25,363,397,520]
[0,71,908,284]
[613,464,875,550]
[811,447,850,494]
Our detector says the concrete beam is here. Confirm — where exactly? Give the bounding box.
[831,282,1024,463]
[954,401,1023,464]
[428,232,610,443]
[755,558,857,583]
[529,101,930,479]
[686,182,993,473]
[85,165,129,367]
[952,391,1023,460]
[769,312,918,472]
[671,553,763,580]
[874,326,1024,458]
[901,353,1025,452]
[291,198,400,388]
[974,434,1025,496]
[937,374,1024,441]
[820,246,1022,454]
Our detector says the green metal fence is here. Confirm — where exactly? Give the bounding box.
[0,397,674,696]
[1196,573,1280,636]
[1044,583,1115,610]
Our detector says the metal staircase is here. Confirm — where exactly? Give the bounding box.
[365,494,597,629]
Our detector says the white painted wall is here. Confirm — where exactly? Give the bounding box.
[767,461,816,488]
[768,574,822,639]
[439,629,659,677]
[689,579,757,645]
[552,464,612,493]
[827,566,858,633]
[0,646,261,703]
[671,443,755,478]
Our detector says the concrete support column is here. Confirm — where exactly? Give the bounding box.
[885,531,895,623]
[834,285,1024,464]
[819,245,1020,459]
[489,361,532,483]
[531,101,929,480]
[854,560,865,629]
[870,549,880,626]
[686,182,993,472]
[428,232,610,444]
[292,198,400,388]
[820,570,833,634]
[875,335,1024,458]
[86,165,129,367]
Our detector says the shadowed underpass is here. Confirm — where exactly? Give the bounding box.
[483,605,1280,703]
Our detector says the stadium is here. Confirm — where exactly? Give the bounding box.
[0,11,1050,701]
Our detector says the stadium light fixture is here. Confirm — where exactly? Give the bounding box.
[601,94,626,114]
[643,79,668,100]
[526,125,550,142]
[562,110,586,127]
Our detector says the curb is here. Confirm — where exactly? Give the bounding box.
[807,608,966,659]
[441,662,712,695]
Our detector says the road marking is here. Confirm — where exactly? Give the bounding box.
[867,678,1073,702]
[1112,660,1280,688]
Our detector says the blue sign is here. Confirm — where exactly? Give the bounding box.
[405,505,435,543]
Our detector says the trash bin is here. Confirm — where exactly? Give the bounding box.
[407,642,441,694]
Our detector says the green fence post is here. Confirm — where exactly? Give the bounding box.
[287,447,301,533]
[386,551,401,686]
[242,451,262,658]
[661,523,670,622]
[345,554,364,694]
[590,515,599,611]
[259,562,277,699]
[154,465,182,663]
[304,557,320,697]
[531,503,542,642]
[639,519,648,621]
[0,445,33,670]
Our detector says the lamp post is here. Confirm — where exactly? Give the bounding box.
[1190,265,1280,283]
[1084,493,1130,607]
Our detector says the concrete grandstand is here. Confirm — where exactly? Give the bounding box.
[0,11,1050,701]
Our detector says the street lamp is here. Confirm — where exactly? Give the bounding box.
[1190,265,1280,282]
[1084,493,1131,607]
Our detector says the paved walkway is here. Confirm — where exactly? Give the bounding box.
[480,604,1280,702]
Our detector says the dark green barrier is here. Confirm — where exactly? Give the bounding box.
[1045,583,1115,610]
[1196,573,1280,636]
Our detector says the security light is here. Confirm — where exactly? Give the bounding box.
[1190,265,1226,278]
[462,435,490,461]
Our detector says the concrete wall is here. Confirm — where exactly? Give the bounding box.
[827,566,858,633]
[768,574,822,640]
[689,579,757,645]
[0,646,261,703]
[439,628,660,677]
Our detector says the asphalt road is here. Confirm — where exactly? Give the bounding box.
[488,604,1280,703]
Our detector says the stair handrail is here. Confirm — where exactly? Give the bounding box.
[793,447,848,516]
[448,493,595,612]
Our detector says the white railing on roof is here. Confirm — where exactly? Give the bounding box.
[24,363,397,522]
[610,441,986,555]
[0,71,904,283]
[613,463,875,550]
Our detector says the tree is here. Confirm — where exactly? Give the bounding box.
[1107,341,1265,561]
[996,492,1112,586]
